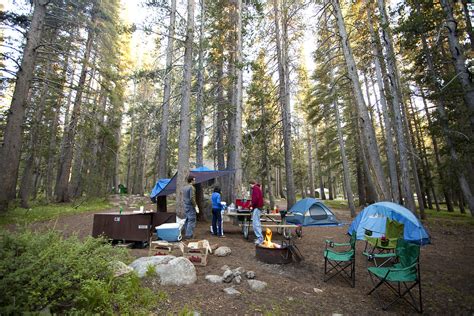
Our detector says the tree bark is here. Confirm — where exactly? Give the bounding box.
[440,0,474,130]
[331,0,390,201]
[175,0,195,218]
[195,0,205,167]
[0,0,48,211]
[313,133,326,200]
[366,3,400,202]
[157,0,177,179]
[55,9,96,202]
[306,128,315,198]
[377,0,416,212]
[227,0,244,205]
[273,0,296,208]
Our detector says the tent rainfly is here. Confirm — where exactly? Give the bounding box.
[285,198,341,227]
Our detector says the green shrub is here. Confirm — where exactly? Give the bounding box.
[0,230,157,314]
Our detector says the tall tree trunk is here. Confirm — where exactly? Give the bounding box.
[331,0,390,201]
[0,0,48,211]
[195,0,205,167]
[367,3,400,202]
[420,90,452,211]
[55,10,96,202]
[418,3,474,214]
[126,111,135,191]
[333,99,355,217]
[273,0,295,208]
[227,0,243,205]
[216,58,226,171]
[157,0,177,179]
[377,0,416,212]
[313,134,325,200]
[306,128,315,198]
[440,0,474,130]
[19,59,53,207]
[175,0,195,218]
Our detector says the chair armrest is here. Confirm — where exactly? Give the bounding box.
[387,262,418,272]
[370,252,397,259]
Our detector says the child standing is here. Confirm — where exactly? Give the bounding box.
[211,186,225,237]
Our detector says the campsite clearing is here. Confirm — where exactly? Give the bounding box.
[9,199,474,315]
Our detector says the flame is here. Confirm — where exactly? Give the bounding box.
[261,228,280,248]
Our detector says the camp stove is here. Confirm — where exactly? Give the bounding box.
[255,228,293,264]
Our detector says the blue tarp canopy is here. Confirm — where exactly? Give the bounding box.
[348,201,431,245]
[150,166,234,201]
[285,198,341,227]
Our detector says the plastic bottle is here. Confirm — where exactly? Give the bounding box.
[119,206,123,214]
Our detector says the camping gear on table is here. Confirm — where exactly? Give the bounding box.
[367,238,423,313]
[323,233,357,288]
[348,202,430,245]
[156,223,182,242]
[285,198,341,227]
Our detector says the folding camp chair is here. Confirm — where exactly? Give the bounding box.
[367,238,422,313]
[363,218,404,266]
[323,233,356,288]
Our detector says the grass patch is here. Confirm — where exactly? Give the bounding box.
[323,199,349,209]
[0,198,111,226]
[424,208,474,225]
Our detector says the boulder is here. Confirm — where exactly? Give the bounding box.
[155,257,197,285]
[129,256,176,278]
[233,275,242,284]
[205,275,224,284]
[110,260,133,277]
[215,246,231,257]
[220,264,230,271]
[223,287,241,295]
[245,271,256,279]
[223,269,234,283]
[248,279,267,292]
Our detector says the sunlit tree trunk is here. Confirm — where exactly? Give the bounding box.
[331,0,390,201]
[306,128,315,198]
[366,3,399,202]
[377,0,415,212]
[195,0,205,167]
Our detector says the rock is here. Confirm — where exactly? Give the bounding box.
[233,275,242,284]
[233,267,245,274]
[215,246,231,257]
[205,275,224,283]
[223,269,234,283]
[245,271,256,279]
[110,260,133,277]
[220,265,230,271]
[248,279,267,292]
[155,257,197,285]
[129,256,176,278]
[313,288,323,293]
[288,297,294,301]
[223,287,241,295]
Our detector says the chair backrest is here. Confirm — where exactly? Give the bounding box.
[395,238,420,268]
[349,232,357,249]
[385,218,404,239]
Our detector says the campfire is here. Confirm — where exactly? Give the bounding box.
[261,228,281,248]
[255,228,292,264]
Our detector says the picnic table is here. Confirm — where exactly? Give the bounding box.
[225,209,301,240]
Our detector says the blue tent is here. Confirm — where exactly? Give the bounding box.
[348,202,430,245]
[150,166,234,201]
[285,198,341,226]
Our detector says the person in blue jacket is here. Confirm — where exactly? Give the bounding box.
[211,186,225,237]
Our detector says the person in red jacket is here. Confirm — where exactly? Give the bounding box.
[250,180,264,244]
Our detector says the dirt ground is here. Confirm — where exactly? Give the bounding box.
[21,198,474,315]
